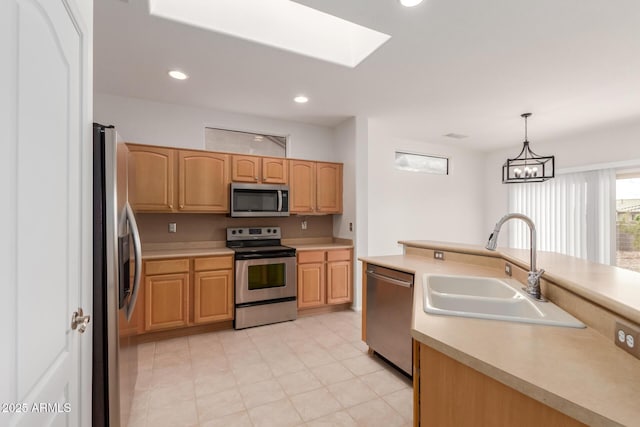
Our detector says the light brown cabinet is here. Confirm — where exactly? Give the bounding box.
[327,250,352,304]
[232,155,288,184]
[127,144,176,212]
[289,160,342,214]
[126,143,342,215]
[414,342,587,427]
[297,251,326,309]
[316,162,342,213]
[193,255,234,324]
[297,249,352,309]
[179,150,230,212]
[144,258,190,331]
[127,144,231,213]
[140,255,234,333]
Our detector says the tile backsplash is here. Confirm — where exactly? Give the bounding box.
[136,213,334,243]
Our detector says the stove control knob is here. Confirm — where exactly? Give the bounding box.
[266,228,271,233]
[231,230,236,234]
[239,229,243,234]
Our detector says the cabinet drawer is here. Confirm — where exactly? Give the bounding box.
[145,258,190,275]
[194,255,234,272]
[298,251,325,264]
[327,249,351,262]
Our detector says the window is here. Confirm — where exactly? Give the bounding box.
[205,128,287,157]
[508,169,616,265]
[394,151,448,175]
[616,175,640,273]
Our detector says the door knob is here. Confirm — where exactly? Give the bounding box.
[71,308,91,333]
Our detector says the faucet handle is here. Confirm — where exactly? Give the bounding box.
[533,268,545,279]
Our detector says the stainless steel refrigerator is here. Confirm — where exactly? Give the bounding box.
[93,123,142,427]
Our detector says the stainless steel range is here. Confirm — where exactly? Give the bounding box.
[227,227,297,329]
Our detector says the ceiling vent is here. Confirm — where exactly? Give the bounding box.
[444,133,468,139]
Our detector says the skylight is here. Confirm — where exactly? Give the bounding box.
[148,0,391,68]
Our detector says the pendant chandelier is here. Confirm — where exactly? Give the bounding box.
[502,113,554,184]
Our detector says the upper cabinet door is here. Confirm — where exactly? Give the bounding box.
[262,157,288,184]
[289,160,316,213]
[231,155,261,183]
[128,145,176,212]
[316,162,343,213]
[179,150,230,212]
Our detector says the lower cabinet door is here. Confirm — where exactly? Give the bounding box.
[297,263,325,308]
[327,260,352,304]
[145,273,189,331]
[193,269,234,323]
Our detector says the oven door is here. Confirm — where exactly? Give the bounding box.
[235,256,297,304]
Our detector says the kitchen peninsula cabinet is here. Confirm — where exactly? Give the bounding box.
[193,255,234,324]
[179,150,229,212]
[297,249,352,309]
[231,155,288,184]
[144,258,190,331]
[414,343,586,427]
[127,144,175,212]
[289,160,342,214]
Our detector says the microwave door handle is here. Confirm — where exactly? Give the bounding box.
[124,202,142,322]
[277,190,283,212]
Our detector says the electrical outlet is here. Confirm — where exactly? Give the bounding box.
[505,263,512,276]
[301,220,307,230]
[168,222,177,233]
[614,321,640,359]
[434,251,445,260]
[349,222,353,232]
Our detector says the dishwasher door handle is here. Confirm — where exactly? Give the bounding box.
[366,271,413,288]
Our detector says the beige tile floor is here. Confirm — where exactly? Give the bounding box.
[128,310,413,427]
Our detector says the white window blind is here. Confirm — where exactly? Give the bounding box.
[508,169,616,265]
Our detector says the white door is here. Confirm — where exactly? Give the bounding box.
[0,0,93,426]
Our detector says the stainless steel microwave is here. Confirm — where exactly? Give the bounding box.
[230,183,290,217]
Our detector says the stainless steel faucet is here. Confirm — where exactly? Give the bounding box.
[485,213,546,301]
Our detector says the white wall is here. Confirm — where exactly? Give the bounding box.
[483,117,640,243]
[367,121,487,257]
[94,93,337,161]
[332,116,369,310]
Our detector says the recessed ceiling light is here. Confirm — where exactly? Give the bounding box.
[294,95,309,104]
[168,70,188,80]
[400,0,424,7]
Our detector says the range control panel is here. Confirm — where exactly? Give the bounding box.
[226,227,281,241]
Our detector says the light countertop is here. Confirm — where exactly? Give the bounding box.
[399,240,640,325]
[286,243,353,251]
[142,242,233,260]
[360,249,640,427]
[141,238,352,259]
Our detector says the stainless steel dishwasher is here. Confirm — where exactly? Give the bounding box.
[365,264,414,376]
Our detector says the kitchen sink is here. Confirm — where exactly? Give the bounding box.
[423,274,585,328]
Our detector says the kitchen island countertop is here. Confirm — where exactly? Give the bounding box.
[360,242,640,427]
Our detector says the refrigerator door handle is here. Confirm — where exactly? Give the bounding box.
[124,201,142,322]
